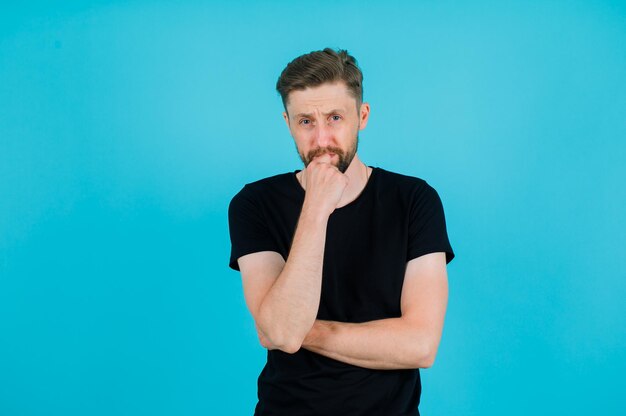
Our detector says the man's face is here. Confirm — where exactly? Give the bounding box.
[283,81,370,173]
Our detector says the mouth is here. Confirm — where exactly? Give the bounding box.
[308,149,341,162]
[313,152,335,158]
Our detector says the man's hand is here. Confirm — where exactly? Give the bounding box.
[301,154,349,217]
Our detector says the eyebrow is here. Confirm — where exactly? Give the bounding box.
[293,109,346,119]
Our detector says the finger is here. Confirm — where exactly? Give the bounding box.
[314,153,333,164]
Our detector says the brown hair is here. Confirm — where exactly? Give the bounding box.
[276,48,363,111]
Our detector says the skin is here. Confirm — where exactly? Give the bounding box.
[237,81,449,369]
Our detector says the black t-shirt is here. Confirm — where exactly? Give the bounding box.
[228,166,454,416]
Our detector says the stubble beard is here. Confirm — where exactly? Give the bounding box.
[299,134,359,174]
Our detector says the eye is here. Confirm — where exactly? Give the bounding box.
[330,115,342,122]
[299,119,311,125]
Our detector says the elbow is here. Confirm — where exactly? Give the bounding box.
[410,341,439,369]
[279,340,302,354]
[270,328,305,353]
[418,351,437,369]
[256,322,304,354]
[265,333,303,354]
[257,307,306,354]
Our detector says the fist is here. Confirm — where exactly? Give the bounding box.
[302,154,349,215]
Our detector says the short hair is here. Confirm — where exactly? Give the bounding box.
[276,48,363,111]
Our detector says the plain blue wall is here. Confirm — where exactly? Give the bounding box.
[1,1,625,415]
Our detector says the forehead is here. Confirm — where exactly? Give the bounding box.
[286,82,357,115]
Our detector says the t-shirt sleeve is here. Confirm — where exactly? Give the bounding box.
[407,182,455,264]
[228,185,280,271]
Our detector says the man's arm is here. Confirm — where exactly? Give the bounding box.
[237,209,326,354]
[237,155,347,354]
[301,252,449,370]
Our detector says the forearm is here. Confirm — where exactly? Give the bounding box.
[301,319,438,370]
[257,207,329,352]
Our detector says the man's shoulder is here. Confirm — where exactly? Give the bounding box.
[244,171,294,189]
[230,171,297,202]
[375,167,430,191]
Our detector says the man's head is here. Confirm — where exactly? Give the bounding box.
[276,48,370,173]
[276,48,363,110]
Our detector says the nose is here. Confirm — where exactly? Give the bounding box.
[313,121,333,147]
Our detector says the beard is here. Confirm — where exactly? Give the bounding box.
[298,134,359,174]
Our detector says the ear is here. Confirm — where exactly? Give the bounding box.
[358,102,371,130]
[282,111,290,128]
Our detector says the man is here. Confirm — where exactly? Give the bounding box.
[228,48,455,416]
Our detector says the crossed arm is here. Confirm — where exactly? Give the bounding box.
[239,250,448,370]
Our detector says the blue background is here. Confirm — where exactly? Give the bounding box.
[1,1,625,415]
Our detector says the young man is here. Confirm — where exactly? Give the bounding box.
[228,48,455,416]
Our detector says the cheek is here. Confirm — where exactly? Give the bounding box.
[296,129,317,143]
[292,133,312,151]
[337,123,356,137]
